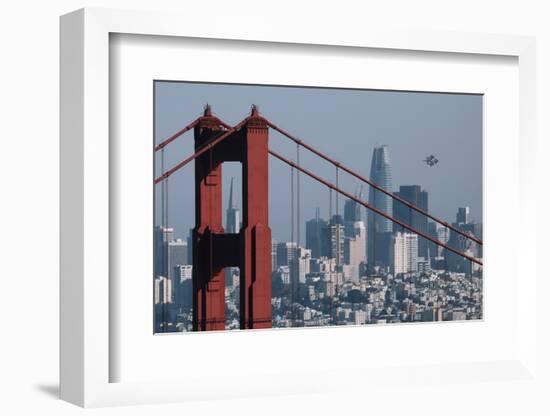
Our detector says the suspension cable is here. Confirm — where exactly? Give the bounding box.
[155,117,250,184]
[154,118,200,152]
[267,120,482,246]
[268,149,482,266]
[154,116,233,153]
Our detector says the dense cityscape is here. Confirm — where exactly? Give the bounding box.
[154,145,483,332]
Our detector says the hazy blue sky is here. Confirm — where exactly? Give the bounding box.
[154,82,482,242]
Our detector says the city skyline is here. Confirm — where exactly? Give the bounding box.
[155,165,483,332]
[155,82,482,242]
[155,195,483,332]
[153,83,483,332]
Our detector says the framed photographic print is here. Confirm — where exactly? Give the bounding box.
[60,8,538,407]
[151,82,483,334]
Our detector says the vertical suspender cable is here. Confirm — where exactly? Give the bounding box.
[166,175,170,295]
[410,205,414,275]
[373,184,376,274]
[290,166,295,244]
[335,167,339,266]
[296,144,301,248]
[160,149,165,331]
[335,166,339,219]
[297,145,302,326]
[327,182,337,324]
[161,149,165,229]
[163,149,170,331]
[409,204,412,235]
[446,232,450,273]
[292,162,296,326]
[335,166,340,302]
[329,188,333,220]
[330,184,334,317]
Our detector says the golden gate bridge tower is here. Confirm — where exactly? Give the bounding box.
[191,105,271,331]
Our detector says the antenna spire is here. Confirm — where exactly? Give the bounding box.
[228,177,236,209]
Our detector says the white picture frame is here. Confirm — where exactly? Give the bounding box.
[60,7,538,407]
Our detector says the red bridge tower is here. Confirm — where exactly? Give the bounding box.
[192,105,272,331]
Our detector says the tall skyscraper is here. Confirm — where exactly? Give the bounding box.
[289,246,312,299]
[225,178,241,286]
[434,222,450,257]
[367,145,393,268]
[167,239,187,284]
[271,240,278,272]
[154,276,173,305]
[276,241,298,268]
[344,187,363,238]
[427,221,444,258]
[225,177,241,233]
[393,185,429,258]
[456,207,470,224]
[306,208,328,259]
[154,275,174,332]
[344,221,367,282]
[321,215,345,267]
[344,198,361,223]
[175,265,193,310]
[154,226,174,278]
[389,232,418,275]
[446,206,480,274]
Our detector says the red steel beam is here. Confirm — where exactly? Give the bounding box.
[154,117,231,152]
[267,120,482,247]
[154,118,201,152]
[269,149,483,266]
[154,117,250,184]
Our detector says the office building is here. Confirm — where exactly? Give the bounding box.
[344,221,367,282]
[167,238,187,282]
[390,232,418,275]
[305,208,327,258]
[344,190,363,237]
[456,207,470,224]
[289,247,312,299]
[154,276,173,305]
[271,240,278,272]
[321,215,345,266]
[393,185,429,258]
[276,241,298,268]
[154,225,174,278]
[446,207,481,274]
[175,265,193,310]
[367,145,393,268]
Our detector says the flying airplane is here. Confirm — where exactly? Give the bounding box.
[423,155,439,167]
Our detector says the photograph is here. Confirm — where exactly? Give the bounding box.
[153,82,483,333]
